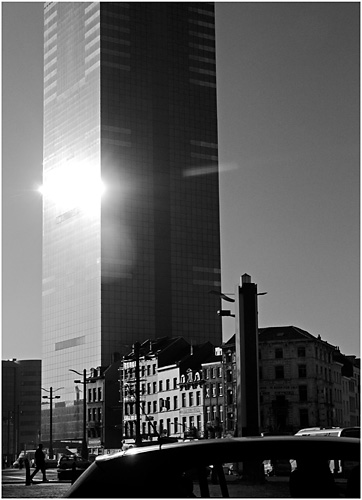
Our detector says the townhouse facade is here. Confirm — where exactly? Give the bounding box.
[201,351,224,438]
[222,326,360,435]
[120,337,217,443]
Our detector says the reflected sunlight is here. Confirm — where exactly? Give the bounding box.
[39,160,105,215]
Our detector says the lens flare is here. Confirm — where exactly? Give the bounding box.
[40,161,105,215]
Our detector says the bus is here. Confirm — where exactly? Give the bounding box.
[294,427,360,477]
[294,427,360,438]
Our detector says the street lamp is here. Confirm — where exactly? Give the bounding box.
[42,387,63,459]
[69,369,89,459]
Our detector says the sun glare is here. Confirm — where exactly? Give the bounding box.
[40,161,105,215]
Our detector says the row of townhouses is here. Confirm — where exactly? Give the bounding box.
[85,326,360,455]
[3,326,360,460]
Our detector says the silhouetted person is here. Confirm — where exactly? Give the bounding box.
[289,458,339,498]
[30,444,48,483]
[346,465,360,498]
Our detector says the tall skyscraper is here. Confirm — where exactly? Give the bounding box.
[42,2,221,441]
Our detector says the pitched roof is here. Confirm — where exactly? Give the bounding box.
[224,326,323,346]
[258,325,316,342]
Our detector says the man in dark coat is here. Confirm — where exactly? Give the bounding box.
[30,444,48,483]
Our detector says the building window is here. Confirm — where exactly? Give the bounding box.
[226,370,233,383]
[207,406,211,422]
[196,391,201,405]
[166,379,170,390]
[275,365,284,379]
[159,380,163,392]
[166,418,171,436]
[196,415,201,430]
[225,351,232,363]
[153,401,157,413]
[182,393,186,407]
[147,401,151,414]
[173,377,177,389]
[218,383,223,396]
[298,347,306,357]
[298,365,307,378]
[152,364,156,375]
[211,368,216,379]
[227,389,233,405]
[212,384,216,397]
[88,389,92,402]
[205,369,209,379]
[189,392,194,407]
[147,365,151,376]
[275,348,283,359]
[174,417,179,433]
[98,387,102,401]
[299,408,309,427]
[173,395,178,410]
[217,367,222,378]
[147,383,151,394]
[219,405,223,422]
[205,385,210,398]
[189,416,194,429]
[182,417,187,431]
[299,385,308,402]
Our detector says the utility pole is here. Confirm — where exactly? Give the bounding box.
[82,369,88,459]
[49,387,53,457]
[42,387,62,459]
[69,369,88,459]
[133,342,142,446]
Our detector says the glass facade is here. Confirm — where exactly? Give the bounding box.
[42,2,221,441]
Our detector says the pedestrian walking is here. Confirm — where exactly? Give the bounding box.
[29,444,48,483]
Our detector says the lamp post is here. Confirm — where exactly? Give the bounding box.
[42,387,62,459]
[69,369,89,459]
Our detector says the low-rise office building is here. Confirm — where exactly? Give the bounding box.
[2,359,41,465]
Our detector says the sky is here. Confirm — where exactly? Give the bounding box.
[2,2,360,361]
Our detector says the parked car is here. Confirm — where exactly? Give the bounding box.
[44,457,58,468]
[12,452,25,469]
[13,450,35,468]
[65,436,360,498]
[57,454,91,481]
